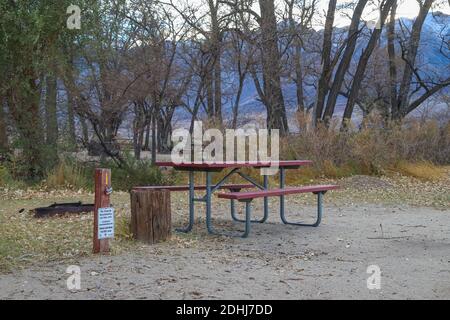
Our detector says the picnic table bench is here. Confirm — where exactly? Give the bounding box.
[217,185,339,238]
[135,161,339,238]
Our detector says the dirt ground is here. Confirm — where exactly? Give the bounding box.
[1,172,450,300]
[1,198,450,299]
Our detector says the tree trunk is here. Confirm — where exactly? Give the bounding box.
[313,0,337,125]
[143,123,150,151]
[294,44,305,113]
[130,189,171,244]
[206,67,214,119]
[210,1,222,125]
[287,1,305,114]
[133,102,145,160]
[45,70,59,166]
[387,1,398,119]
[151,112,157,165]
[157,113,172,154]
[342,0,395,127]
[258,0,288,134]
[0,98,8,151]
[7,74,45,176]
[395,0,434,119]
[232,72,245,129]
[66,88,77,150]
[322,0,369,123]
[80,115,89,146]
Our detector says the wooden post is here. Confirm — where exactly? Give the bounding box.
[93,168,111,254]
[130,189,171,244]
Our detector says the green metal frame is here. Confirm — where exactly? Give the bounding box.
[176,167,327,238]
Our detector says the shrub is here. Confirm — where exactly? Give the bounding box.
[281,116,450,180]
[0,165,13,187]
[0,164,27,189]
[45,160,90,190]
[99,154,179,191]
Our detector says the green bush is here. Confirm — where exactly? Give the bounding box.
[99,155,179,191]
[0,165,12,187]
[45,159,90,190]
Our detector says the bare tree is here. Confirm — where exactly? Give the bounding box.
[64,1,142,166]
[44,63,58,165]
[222,30,254,128]
[222,0,289,133]
[0,98,8,151]
[128,1,192,157]
[342,0,396,127]
[391,0,450,119]
[321,0,369,123]
[283,0,318,114]
[312,0,338,125]
[161,0,230,125]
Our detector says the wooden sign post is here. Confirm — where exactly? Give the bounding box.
[93,168,112,254]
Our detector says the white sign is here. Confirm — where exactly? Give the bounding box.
[98,207,114,239]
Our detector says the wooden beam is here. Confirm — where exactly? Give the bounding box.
[93,168,111,254]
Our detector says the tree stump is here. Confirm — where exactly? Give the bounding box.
[130,189,171,244]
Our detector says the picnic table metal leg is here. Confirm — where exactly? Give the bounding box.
[313,192,323,227]
[280,191,325,227]
[214,199,252,238]
[176,170,195,233]
[230,173,269,223]
[279,167,286,223]
[279,166,324,226]
[230,198,237,220]
[206,171,252,237]
[205,171,215,234]
[241,200,252,238]
[262,175,269,223]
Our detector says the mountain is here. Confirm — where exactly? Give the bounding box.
[181,12,450,126]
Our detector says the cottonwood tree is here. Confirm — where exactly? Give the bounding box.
[312,0,338,125]
[283,0,318,114]
[127,1,192,159]
[44,62,59,166]
[321,0,370,123]
[341,0,449,124]
[65,0,145,166]
[342,0,396,127]
[0,0,72,176]
[160,0,232,126]
[0,98,8,152]
[341,46,392,121]
[389,0,450,120]
[222,0,289,134]
[222,31,254,128]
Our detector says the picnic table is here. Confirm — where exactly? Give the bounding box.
[143,161,338,237]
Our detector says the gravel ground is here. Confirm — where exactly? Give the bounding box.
[1,199,449,299]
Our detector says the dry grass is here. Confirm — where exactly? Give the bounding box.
[393,162,446,181]
[282,116,450,179]
[0,192,136,273]
[45,160,89,190]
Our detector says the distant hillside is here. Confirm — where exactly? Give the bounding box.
[175,13,449,126]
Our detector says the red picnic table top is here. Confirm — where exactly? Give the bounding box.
[155,160,312,169]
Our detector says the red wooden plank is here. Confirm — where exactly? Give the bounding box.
[217,185,340,200]
[132,184,256,192]
[155,160,313,169]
